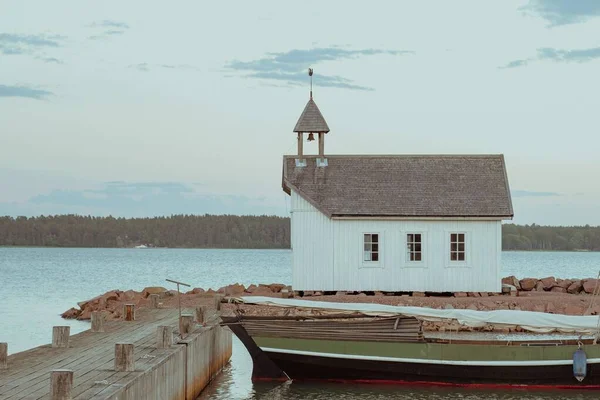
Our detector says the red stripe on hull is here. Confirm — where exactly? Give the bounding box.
[253,377,600,391]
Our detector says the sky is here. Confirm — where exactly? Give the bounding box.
[1,0,600,225]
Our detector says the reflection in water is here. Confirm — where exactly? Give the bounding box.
[199,337,598,400]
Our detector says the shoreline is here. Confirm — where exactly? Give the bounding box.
[1,245,599,252]
[62,277,600,333]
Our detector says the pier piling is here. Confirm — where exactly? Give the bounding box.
[180,314,194,336]
[149,294,160,308]
[50,369,73,400]
[214,295,223,311]
[114,343,135,372]
[123,304,135,321]
[91,311,104,332]
[52,326,70,348]
[0,342,6,369]
[156,326,173,348]
[195,306,206,324]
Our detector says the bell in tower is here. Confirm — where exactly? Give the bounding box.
[292,68,330,167]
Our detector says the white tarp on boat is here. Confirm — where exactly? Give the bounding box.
[238,296,600,334]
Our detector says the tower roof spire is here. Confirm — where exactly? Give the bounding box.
[293,68,330,133]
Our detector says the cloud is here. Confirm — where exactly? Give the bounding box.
[0,33,65,56]
[1,181,286,217]
[512,190,561,198]
[0,84,53,100]
[521,0,600,27]
[499,59,530,69]
[501,46,600,68]
[87,20,129,40]
[226,47,414,91]
[36,56,63,64]
[129,63,201,72]
[89,20,130,29]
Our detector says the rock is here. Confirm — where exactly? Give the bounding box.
[78,308,92,320]
[583,279,599,294]
[269,283,286,293]
[187,287,205,295]
[121,290,139,301]
[519,278,537,291]
[374,291,384,296]
[101,290,119,303]
[568,280,583,294]
[141,287,167,298]
[454,292,468,298]
[479,292,489,297]
[221,283,245,296]
[61,307,81,319]
[246,284,257,293]
[534,281,545,292]
[501,276,521,290]
[557,279,573,290]
[545,302,556,313]
[357,293,367,297]
[335,291,347,296]
[550,286,567,293]
[280,289,294,298]
[540,276,556,290]
[412,292,426,297]
[314,291,323,296]
[77,294,102,310]
[303,291,315,297]
[165,290,178,297]
[467,292,480,297]
[250,286,272,296]
[466,304,478,311]
[444,304,454,310]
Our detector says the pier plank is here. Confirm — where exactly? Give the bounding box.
[0,308,191,400]
[0,312,174,398]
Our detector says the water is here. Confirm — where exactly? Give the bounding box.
[2,248,600,399]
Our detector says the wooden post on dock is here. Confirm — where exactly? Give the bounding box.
[149,294,160,308]
[156,326,173,348]
[52,327,70,348]
[114,343,134,372]
[123,304,135,321]
[195,306,206,324]
[91,311,104,333]
[50,369,73,400]
[180,314,194,337]
[0,342,7,370]
[214,295,223,311]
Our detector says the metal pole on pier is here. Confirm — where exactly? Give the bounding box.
[166,278,191,337]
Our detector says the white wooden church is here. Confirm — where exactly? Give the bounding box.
[283,84,514,293]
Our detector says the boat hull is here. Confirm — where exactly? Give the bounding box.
[262,349,600,387]
[224,317,600,388]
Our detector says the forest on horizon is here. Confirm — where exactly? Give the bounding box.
[0,215,599,251]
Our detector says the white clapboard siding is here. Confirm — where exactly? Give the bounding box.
[291,190,502,293]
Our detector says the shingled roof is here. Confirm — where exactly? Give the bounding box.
[293,98,330,133]
[282,155,513,219]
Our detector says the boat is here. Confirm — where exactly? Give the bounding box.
[222,296,600,388]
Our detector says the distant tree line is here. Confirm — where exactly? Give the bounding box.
[0,216,599,251]
[0,215,289,249]
[502,223,600,251]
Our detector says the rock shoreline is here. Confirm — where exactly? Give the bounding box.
[62,277,600,323]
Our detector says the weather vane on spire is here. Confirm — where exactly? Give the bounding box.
[309,68,313,99]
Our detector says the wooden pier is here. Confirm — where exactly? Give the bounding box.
[0,307,232,400]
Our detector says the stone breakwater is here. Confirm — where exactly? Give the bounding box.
[62,277,600,324]
[61,283,292,321]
